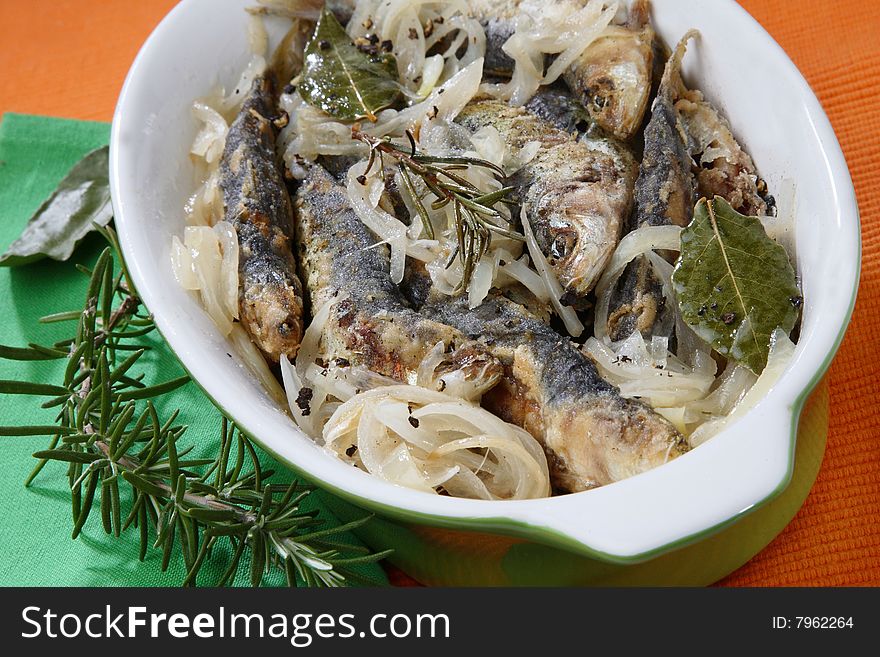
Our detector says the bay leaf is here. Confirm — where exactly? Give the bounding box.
[298,7,400,122]
[671,196,800,374]
[0,146,112,267]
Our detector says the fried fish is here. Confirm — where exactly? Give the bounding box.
[470,0,655,139]
[219,74,305,363]
[561,0,655,141]
[297,161,684,491]
[456,97,637,307]
[294,164,504,396]
[605,31,769,342]
[425,292,687,492]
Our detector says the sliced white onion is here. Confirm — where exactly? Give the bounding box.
[689,329,795,447]
[687,360,757,419]
[470,126,507,166]
[394,8,425,88]
[432,433,547,500]
[416,341,447,389]
[514,140,542,168]
[184,225,233,336]
[500,0,618,106]
[185,170,223,227]
[295,291,348,380]
[229,324,287,407]
[651,335,669,369]
[346,162,438,283]
[499,255,551,303]
[417,54,446,98]
[380,57,484,137]
[170,235,198,290]
[306,362,357,404]
[280,354,319,440]
[521,206,584,336]
[584,335,716,408]
[593,224,683,341]
[331,365,398,398]
[468,255,495,308]
[322,385,550,499]
[219,55,266,117]
[543,2,616,84]
[190,102,228,165]
[213,221,240,321]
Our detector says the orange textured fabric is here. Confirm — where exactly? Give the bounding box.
[0,0,877,587]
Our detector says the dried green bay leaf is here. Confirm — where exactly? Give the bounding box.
[298,7,400,122]
[672,196,801,374]
[0,146,111,267]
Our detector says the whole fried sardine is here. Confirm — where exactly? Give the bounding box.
[457,98,637,306]
[220,75,305,362]
[606,32,769,341]
[295,165,503,395]
[632,32,698,231]
[425,293,687,492]
[672,56,770,215]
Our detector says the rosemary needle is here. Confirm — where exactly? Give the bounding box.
[351,127,524,291]
[0,226,388,587]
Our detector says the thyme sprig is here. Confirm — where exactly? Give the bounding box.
[0,226,388,587]
[352,127,523,291]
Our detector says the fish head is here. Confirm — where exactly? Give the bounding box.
[565,24,655,141]
[429,342,505,401]
[528,172,623,301]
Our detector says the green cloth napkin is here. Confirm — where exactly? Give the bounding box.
[0,113,387,587]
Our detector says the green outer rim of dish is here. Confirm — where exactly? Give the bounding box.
[151,248,858,564]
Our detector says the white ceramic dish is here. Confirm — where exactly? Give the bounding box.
[110,0,859,562]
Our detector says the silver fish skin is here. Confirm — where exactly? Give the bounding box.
[294,164,503,393]
[219,75,305,363]
[456,98,637,307]
[466,0,522,75]
[424,292,686,492]
[524,85,594,135]
[631,34,697,231]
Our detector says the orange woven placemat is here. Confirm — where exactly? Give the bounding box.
[0,0,877,586]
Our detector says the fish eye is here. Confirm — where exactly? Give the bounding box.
[551,232,577,260]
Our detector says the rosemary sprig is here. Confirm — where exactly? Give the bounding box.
[0,226,388,587]
[352,127,523,291]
